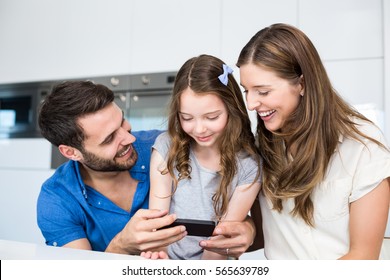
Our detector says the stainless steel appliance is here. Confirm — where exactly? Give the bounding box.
[88,71,176,131]
[1,72,176,168]
[0,82,51,138]
[51,71,176,168]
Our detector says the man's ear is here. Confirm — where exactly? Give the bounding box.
[58,144,82,161]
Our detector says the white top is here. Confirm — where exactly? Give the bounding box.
[260,119,390,259]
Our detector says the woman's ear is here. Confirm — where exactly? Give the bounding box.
[299,75,305,96]
[58,144,82,161]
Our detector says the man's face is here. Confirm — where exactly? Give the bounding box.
[77,102,138,172]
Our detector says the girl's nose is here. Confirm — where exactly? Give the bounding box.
[194,121,206,134]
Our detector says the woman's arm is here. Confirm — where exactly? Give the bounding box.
[340,178,390,259]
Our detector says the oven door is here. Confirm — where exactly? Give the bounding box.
[127,90,171,131]
[0,87,40,138]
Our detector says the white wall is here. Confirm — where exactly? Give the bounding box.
[1,0,386,137]
[385,0,390,144]
[0,0,388,253]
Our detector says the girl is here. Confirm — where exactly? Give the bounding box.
[144,54,262,259]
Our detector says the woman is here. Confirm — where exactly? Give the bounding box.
[237,23,390,259]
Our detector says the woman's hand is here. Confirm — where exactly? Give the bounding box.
[199,217,256,259]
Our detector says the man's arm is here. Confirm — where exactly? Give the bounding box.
[105,209,187,255]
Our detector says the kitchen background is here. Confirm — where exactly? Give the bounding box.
[0,0,389,259]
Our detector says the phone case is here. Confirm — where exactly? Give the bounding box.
[161,218,216,237]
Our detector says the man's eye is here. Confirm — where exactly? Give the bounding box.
[103,136,114,145]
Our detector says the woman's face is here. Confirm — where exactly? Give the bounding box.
[240,63,303,132]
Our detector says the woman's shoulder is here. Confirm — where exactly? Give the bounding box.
[352,117,387,144]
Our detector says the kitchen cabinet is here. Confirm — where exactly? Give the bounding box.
[220,0,298,67]
[299,0,384,126]
[129,0,222,73]
[299,0,383,61]
[0,169,54,244]
[0,0,134,84]
[0,138,53,244]
[0,138,52,169]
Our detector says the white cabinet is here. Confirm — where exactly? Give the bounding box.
[0,169,54,244]
[0,0,134,84]
[299,0,384,128]
[129,0,222,73]
[0,138,53,244]
[220,0,298,66]
[299,0,383,60]
[0,138,52,169]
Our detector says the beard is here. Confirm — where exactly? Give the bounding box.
[80,144,138,172]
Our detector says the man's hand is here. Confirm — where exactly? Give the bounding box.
[199,217,256,259]
[106,209,187,255]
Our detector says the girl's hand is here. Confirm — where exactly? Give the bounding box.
[141,250,170,259]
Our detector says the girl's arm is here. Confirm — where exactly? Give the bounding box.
[149,148,173,211]
[340,178,390,259]
[144,148,174,258]
[201,181,261,260]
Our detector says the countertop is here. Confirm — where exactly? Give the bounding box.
[0,239,143,260]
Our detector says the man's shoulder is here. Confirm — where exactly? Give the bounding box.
[133,130,164,144]
[40,161,78,193]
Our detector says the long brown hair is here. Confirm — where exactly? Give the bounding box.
[237,23,384,226]
[166,54,261,219]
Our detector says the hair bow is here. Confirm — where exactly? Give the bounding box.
[218,64,233,86]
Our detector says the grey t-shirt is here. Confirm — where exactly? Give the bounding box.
[152,132,260,259]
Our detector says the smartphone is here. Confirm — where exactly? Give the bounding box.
[161,218,216,237]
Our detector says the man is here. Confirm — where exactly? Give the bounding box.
[37,80,260,257]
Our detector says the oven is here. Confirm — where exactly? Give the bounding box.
[50,71,176,168]
[87,72,175,131]
[0,82,51,138]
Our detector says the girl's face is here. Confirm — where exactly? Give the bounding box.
[240,63,303,132]
[179,88,228,150]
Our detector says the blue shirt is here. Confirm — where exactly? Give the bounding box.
[37,130,162,251]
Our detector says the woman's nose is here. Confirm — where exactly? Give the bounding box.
[246,91,260,111]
